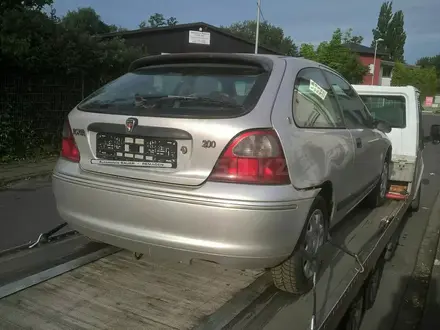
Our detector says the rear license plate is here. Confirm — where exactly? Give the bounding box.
[93,133,178,168]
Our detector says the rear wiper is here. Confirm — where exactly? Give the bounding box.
[135,95,243,109]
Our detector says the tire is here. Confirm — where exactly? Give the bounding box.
[338,288,365,330]
[364,253,385,310]
[271,195,328,294]
[364,159,389,208]
[410,184,421,212]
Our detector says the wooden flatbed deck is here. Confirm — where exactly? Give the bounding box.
[0,251,262,330]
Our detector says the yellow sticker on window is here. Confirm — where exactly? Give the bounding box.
[309,79,328,100]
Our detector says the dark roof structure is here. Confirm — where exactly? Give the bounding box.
[343,42,388,57]
[99,22,282,55]
[381,60,419,69]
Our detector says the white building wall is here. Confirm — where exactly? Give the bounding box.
[379,65,393,86]
[381,77,392,86]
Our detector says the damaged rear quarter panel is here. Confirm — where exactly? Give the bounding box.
[270,61,355,203]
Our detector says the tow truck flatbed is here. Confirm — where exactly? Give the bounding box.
[0,199,409,330]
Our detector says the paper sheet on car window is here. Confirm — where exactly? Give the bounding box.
[309,79,328,100]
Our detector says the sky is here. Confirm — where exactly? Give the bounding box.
[51,0,440,64]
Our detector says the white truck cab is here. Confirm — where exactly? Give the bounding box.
[353,85,424,211]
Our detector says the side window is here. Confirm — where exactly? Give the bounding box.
[323,70,373,129]
[292,68,345,128]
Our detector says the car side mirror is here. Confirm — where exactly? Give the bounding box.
[374,119,392,134]
[430,124,440,144]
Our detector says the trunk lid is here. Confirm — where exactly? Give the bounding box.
[70,111,257,186]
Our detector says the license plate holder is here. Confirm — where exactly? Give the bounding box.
[94,133,177,168]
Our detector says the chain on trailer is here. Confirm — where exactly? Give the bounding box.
[28,222,74,248]
[306,210,398,330]
[309,209,397,330]
[307,236,365,330]
[0,223,78,259]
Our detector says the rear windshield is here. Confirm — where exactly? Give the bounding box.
[77,64,269,118]
[359,94,406,128]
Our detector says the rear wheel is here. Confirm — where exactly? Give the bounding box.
[271,195,327,294]
[364,159,389,208]
[410,184,421,212]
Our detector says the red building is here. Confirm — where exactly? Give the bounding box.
[343,43,388,85]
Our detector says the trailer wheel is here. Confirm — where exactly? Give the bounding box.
[410,184,421,212]
[338,288,365,330]
[384,232,399,261]
[271,195,327,294]
[364,253,385,310]
[364,159,389,208]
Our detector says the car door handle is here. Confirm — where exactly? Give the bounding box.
[356,137,362,148]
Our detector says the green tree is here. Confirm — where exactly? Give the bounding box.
[343,28,364,44]
[0,5,142,77]
[222,20,298,56]
[371,1,406,62]
[139,13,178,28]
[417,55,440,70]
[391,62,437,100]
[417,55,440,92]
[61,7,115,35]
[0,5,144,161]
[299,44,317,61]
[417,55,440,71]
[0,0,53,15]
[0,7,60,72]
[300,29,368,84]
[55,7,142,79]
[166,17,178,26]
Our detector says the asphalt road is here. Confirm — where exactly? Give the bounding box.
[0,177,66,251]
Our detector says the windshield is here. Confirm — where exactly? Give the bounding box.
[359,94,406,128]
[77,64,268,118]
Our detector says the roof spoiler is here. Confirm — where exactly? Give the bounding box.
[128,53,274,72]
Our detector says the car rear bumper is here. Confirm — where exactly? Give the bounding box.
[52,160,317,269]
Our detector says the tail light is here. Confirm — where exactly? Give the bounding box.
[208,129,290,185]
[61,119,80,162]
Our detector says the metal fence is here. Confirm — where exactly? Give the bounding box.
[0,74,101,161]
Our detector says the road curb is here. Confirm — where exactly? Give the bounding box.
[0,170,54,188]
[393,190,440,330]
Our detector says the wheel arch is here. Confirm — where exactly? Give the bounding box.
[317,180,334,222]
[385,146,392,162]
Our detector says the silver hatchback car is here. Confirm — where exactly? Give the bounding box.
[53,53,392,294]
